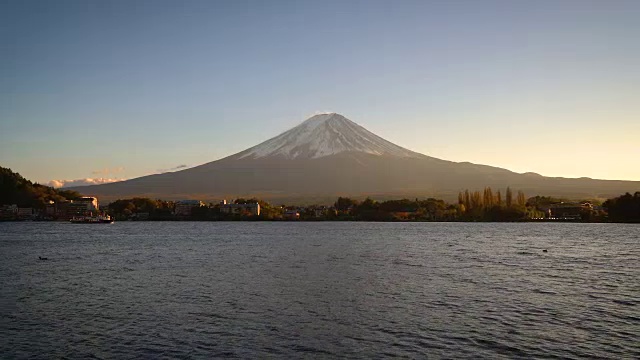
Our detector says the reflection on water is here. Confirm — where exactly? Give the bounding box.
[1,222,638,358]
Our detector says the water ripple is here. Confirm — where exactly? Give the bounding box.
[1,222,639,359]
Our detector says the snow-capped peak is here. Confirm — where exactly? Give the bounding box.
[238,113,423,160]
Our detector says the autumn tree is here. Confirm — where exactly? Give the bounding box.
[483,187,494,209]
[471,191,483,210]
[517,190,526,207]
[505,187,513,208]
[464,190,471,211]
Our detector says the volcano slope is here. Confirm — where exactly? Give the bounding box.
[69,113,640,203]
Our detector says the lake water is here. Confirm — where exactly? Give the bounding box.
[0,222,638,359]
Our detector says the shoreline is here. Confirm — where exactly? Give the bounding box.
[2,219,633,224]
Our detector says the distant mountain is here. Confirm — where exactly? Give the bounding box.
[69,113,640,203]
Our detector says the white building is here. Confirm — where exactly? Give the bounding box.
[75,197,99,212]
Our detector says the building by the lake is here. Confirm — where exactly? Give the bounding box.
[220,201,260,216]
[174,200,206,216]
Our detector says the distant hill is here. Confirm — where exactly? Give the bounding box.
[68,113,640,204]
[0,167,80,207]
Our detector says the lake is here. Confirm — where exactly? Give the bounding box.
[1,222,638,359]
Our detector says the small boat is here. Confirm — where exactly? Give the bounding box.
[69,214,114,224]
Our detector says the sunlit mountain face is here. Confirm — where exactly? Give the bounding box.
[235,113,423,160]
[68,114,640,203]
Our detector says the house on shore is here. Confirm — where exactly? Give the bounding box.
[174,200,205,216]
[283,210,300,220]
[220,201,260,216]
[548,202,593,220]
[0,205,18,220]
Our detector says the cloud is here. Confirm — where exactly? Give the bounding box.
[157,164,189,173]
[91,167,125,176]
[47,178,126,188]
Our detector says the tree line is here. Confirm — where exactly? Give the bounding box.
[603,192,640,223]
[89,191,640,222]
[107,197,285,221]
[333,197,455,221]
[0,167,81,207]
[455,186,544,221]
[2,167,638,222]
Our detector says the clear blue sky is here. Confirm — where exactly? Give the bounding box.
[1,0,639,186]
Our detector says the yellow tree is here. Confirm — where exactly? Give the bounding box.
[471,190,483,210]
[464,190,471,211]
[483,187,494,208]
[517,190,526,207]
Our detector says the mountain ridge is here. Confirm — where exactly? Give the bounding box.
[67,113,640,203]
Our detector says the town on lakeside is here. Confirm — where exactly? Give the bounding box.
[1,166,638,223]
[2,193,639,223]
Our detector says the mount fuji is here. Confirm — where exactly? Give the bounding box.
[236,113,422,160]
[71,113,639,203]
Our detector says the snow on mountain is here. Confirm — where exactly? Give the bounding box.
[238,113,423,160]
[67,112,640,203]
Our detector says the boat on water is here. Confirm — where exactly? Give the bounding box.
[69,214,114,224]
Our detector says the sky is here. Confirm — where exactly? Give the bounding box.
[1,0,639,186]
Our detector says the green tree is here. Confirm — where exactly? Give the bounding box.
[603,192,640,223]
[334,197,359,212]
[0,166,81,208]
[354,198,386,220]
